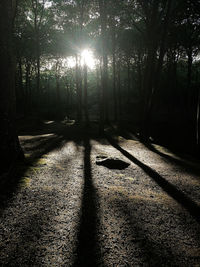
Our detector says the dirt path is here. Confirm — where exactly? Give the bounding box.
[0,122,200,266]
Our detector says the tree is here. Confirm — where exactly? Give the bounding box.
[0,0,24,176]
[98,0,109,131]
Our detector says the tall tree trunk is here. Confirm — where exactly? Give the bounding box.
[112,24,117,122]
[187,48,193,109]
[117,57,122,120]
[36,37,40,97]
[17,56,24,113]
[99,0,109,129]
[56,75,60,107]
[140,0,160,140]
[127,57,131,104]
[31,0,44,101]
[75,54,82,123]
[98,59,104,133]
[25,59,31,113]
[153,0,172,94]
[196,82,200,153]
[0,0,24,176]
[83,63,89,126]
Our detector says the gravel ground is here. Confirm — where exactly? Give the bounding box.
[0,121,200,266]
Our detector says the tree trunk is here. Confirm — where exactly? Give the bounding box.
[117,57,122,120]
[112,24,117,122]
[36,40,40,97]
[187,48,193,109]
[153,0,172,95]
[140,0,160,140]
[127,58,131,104]
[83,63,89,126]
[196,79,200,153]
[98,59,104,133]
[25,59,31,113]
[99,0,109,128]
[56,75,60,106]
[0,0,24,176]
[75,54,82,123]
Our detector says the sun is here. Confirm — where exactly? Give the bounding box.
[81,49,95,69]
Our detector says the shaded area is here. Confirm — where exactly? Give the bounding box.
[74,138,99,267]
[106,134,200,223]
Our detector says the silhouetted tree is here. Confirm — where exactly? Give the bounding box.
[0,0,24,176]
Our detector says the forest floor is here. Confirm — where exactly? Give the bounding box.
[0,119,200,266]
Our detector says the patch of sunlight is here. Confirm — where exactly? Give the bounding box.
[24,153,31,158]
[44,120,54,124]
[126,139,138,144]
[106,185,128,196]
[43,186,53,191]
[61,116,75,125]
[125,177,135,181]
[118,136,124,142]
[41,154,49,158]
[34,158,48,166]
[96,152,108,158]
[19,133,56,139]
[39,133,56,137]
[107,185,175,206]
[24,166,41,176]
[116,173,125,177]
[19,177,31,188]
[115,174,135,182]
[55,164,66,171]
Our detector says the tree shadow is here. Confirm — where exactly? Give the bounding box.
[143,142,200,177]
[108,194,200,266]
[74,138,99,267]
[106,134,200,224]
[0,191,56,266]
[0,133,66,212]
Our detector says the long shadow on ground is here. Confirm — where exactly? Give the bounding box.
[143,142,200,177]
[0,134,65,211]
[0,121,101,213]
[74,138,99,267]
[106,134,200,224]
[111,123,200,176]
